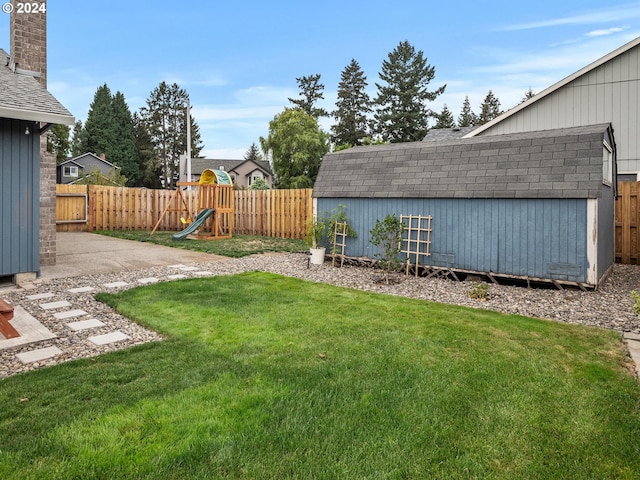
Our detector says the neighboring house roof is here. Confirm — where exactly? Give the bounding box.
[59,153,120,170]
[190,158,273,176]
[464,36,640,138]
[423,126,477,141]
[313,124,613,200]
[0,48,74,125]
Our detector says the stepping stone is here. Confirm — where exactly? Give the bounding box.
[138,277,159,284]
[16,346,63,364]
[66,318,105,331]
[67,286,95,294]
[167,274,188,280]
[26,292,54,300]
[624,332,640,342]
[194,271,213,276]
[168,264,186,268]
[40,300,71,310]
[88,331,130,346]
[103,281,128,288]
[178,266,199,272]
[53,309,87,320]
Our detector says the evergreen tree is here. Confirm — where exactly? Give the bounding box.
[81,83,114,157]
[331,58,372,148]
[79,84,143,186]
[373,40,445,143]
[520,87,535,104]
[260,108,330,188]
[140,81,203,189]
[70,120,86,157]
[288,74,328,118]
[47,123,70,163]
[477,90,502,125]
[133,112,162,189]
[457,95,477,127]
[433,104,455,129]
[110,92,140,185]
[244,142,263,162]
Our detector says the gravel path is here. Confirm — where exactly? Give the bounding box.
[1,253,639,379]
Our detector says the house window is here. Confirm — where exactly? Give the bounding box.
[64,166,79,178]
[603,140,613,186]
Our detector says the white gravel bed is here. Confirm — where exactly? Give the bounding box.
[1,253,638,379]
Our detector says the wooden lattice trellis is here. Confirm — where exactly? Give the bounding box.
[400,215,432,276]
[331,221,348,267]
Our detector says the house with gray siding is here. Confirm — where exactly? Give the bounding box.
[465,36,640,180]
[313,124,617,289]
[57,153,121,184]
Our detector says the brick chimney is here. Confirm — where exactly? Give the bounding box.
[10,0,47,87]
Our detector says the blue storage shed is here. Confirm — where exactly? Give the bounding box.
[313,124,617,289]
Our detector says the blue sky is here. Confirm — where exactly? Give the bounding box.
[2,1,640,159]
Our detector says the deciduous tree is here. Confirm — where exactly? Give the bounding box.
[47,123,70,163]
[373,40,445,143]
[260,108,330,188]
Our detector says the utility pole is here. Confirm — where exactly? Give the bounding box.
[186,98,192,184]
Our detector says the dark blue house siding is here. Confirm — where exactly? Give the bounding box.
[318,197,588,282]
[0,118,40,277]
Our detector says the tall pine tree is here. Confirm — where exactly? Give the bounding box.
[244,142,263,162]
[331,59,372,148]
[47,124,70,163]
[457,95,477,127]
[288,74,328,119]
[81,84,115,158]
[70,120,86,157]
[477,90,502,125]
[373,40,445,143]
[133,112,161,189]
[433,104,455,129]
[110,92,140,185]
[140,81,203,189]
[79,84,141,186]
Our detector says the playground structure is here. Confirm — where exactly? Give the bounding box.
[151,169,234,240]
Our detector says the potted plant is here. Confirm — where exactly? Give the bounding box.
[306,213,330,265]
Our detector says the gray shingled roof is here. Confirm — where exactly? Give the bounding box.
[422,126,477,141]
[0,49,74,125]
[191,158,272,175]
[313,124,614,199]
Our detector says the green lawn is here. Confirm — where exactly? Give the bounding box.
[95,230,307,257]
[1,272,639,479]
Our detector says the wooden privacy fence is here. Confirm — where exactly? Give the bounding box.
[56,185,313,239]
[615,181,640,264]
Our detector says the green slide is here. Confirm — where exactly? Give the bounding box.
[171,208,215,241]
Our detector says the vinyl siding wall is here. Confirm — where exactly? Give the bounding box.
[0,118,40,276]
[317,197,591,283]
[476,45,640,174]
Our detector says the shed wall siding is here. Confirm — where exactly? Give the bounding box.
[0,118,40,276]
[476,45,640,174]
[318,197,589,283]
[597,184,616,278]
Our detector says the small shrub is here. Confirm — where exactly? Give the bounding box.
[370,214,404,284]
[468,282,490,300]
[632,290,640,317]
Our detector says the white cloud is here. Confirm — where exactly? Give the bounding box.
[503,4,640,31]
[587,27,627,37]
